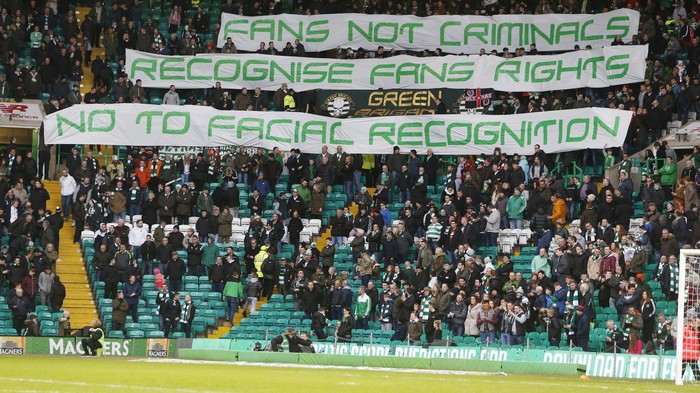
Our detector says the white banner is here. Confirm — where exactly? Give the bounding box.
[217,10,640,53]
[43,105,632,155]
[126,45,647,92]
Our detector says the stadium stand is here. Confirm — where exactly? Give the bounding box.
[0,1,699,372]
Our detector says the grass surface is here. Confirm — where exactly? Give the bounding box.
[0,356,695,392]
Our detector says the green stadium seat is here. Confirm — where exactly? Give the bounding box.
[146,331,165,338]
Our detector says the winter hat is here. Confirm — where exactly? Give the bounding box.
[154,268,160,274]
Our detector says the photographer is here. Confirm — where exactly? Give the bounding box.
[604,319,626,352]
[80,319,104,357]
[270,327,313,352]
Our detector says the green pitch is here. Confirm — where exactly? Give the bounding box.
[0,356,694,392]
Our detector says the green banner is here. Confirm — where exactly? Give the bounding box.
[315,89,466,117]
[0,336,177,358]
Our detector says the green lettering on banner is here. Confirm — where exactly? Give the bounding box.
[531,119,555,145]
[496,23,524,47]
[502,121,526,147]
[301,120,327,143]
[446,123,471,145]
[424,121,446,147]
[208,115,236,137]
[348,21,372,42]
[530,60,556,83]
[163,111,190,135]
[369,64,395,85]
[186,57,212,81]
[266,119,293,143]
[160,58,185,80]
[606,55,629,80]
[302,62,329,83]
[446,62,474,82]
[251,19,274,40]
[278,20,303,42]
[420,63,446,84]
[369,123,395,145]
[135,111,164,134]
[56,112,85,136]
[243,60,269,81]
[606,16,630,39]
[494,61,520,83]
[400,23,422,43]
[238,118,264,139]
[474,122,500,145]
[593,115,619,138]
[328,122,352,146]
[555,58,583,81]
[130,58,156,80]
[396,63,419,84]
[328,63,353,84]
[439,21,460,46]
[531,24,554,46]
[464,23,488,45]
[555,22,579,44]
[582,56,605,80]
[580,19,603,41]
[374,22,398,43]
[222,20,249,41]
[564,119,591,143]
[306,20,330,42]
[397,122,423,146]
[213,59,241,82]
[88,110,115,133]
[270,60,295,82]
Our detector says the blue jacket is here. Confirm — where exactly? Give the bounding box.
[123,281,142,306]
[553,287,567,315]
[252,179,270,198]
[380,208,392,228]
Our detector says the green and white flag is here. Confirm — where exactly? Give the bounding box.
[217,9,640,53]
[126,45,647,92]
[43,105,632,155]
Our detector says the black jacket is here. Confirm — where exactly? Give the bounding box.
[167,258,186,279]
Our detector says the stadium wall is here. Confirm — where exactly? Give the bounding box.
[0,336,680,380]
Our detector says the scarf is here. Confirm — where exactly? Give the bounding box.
[623,313,634,335]
[150,160,159,177]
[567,289,579,307]
[565,313,576,335]
[669,264,679,293]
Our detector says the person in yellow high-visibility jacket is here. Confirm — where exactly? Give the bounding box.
[253,244,269,278]
[283,89,296,111]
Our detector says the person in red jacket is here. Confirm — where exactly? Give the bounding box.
[21,268,39,312]
[682,317,700,381]
[600,245,617,276]
[135,162,151,190]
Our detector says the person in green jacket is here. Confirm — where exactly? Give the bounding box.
[223,272,244,324]
[657,157,677,201]
[531,248,551,278]
[201,238,219,273]
[196,188,214,215]
[506,188,526,229]
[354,286,371,329]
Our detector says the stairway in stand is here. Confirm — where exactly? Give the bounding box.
[44,181,97,328]
[207,297,268,339]
[74,7,112,164]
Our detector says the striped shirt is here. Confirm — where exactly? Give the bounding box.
[427,223,442,240]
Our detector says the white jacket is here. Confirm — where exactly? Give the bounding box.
[59,174,77,196]
[485,210,500,233]
[129,225,148,247]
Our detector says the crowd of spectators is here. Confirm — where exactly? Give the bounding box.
[1,2,700,372]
